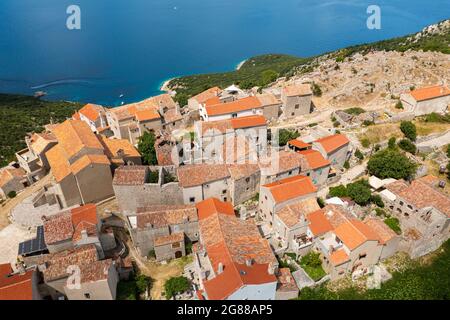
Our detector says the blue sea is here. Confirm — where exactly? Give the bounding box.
[0,0,448,105]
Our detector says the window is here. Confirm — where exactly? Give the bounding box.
[295,104,299,109]
[189,197,195,203]
[245,177,250,183]
[359,253,367,259]
[84,293,91,299]
[288,170,292,175]
[265,195,268,200]
[399,201,404,206]
[232,113,238,118]
[172,242,181,249]
[222,189,227,194]
[204,184,209,189]
[291,112,295,116]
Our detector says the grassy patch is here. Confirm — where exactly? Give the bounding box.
[299,252,326,281]
[384,217,402,235]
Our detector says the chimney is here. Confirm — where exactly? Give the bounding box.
[116,148,125,158]
[245,258,253,267]
[81,229,88,240]
[329,245,334,253]
[159,101,164,115]
[217,262,224,274]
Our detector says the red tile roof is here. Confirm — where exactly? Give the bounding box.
[283,84,312,97]
[205,96,262,116]
[0,264,35,300]
[306,209,334,236]
[177,164,230,188]
[197,198,277,300]
[230,115,267,129]
[77,103,104,122]
[314,134,350,154]
[288,139,311,150]
[263,175,317,203]
[409,85,450,102]
[191,87,221,104]
[329,249,350,266]
[334,219,378,250]
[364,218,397,245]
[298,149,331,170]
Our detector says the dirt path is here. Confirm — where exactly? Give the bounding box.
[127,240,192,300]
[0,174,52,231]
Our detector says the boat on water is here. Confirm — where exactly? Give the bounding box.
[34,91,47,98]
[119,93,124,98]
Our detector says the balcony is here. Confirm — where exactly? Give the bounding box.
[292,234,313,251]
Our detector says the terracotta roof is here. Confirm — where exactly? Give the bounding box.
[70,154,110,175]
[163,108,183,123]
[364,218,397,245]
[42,245,98,282]
[135,109,160,122]
[0,264,35,300]
[154,232,184,246]
[43,204,98,245]
[329,249,350,266]
[227,164,260,180]
[72,112,81,120]
[263,175,317,203]
[298,149,331,170]
[314,134,350,154]
[259,150,309,175]
[306,209,334,236]
[77,103,104,122]
[52,120,104,160]
[409,85,450,102]
[191,87,221,104]
[322,204,354,228]
[46,145,71,182]
[97,135,141,158]
[283,84,312,97]
[110,94,175,121]
[113,166,148,185]
[276,198,320,228]
[288,139,311,150]
[230,115,267,129]
[204,96,221,107]
[256,93,281,106]
[387,178,450,217]
[334,219,378,250]
[205,96,262,116]
[0,167,25,188]
[177,164,230,188]
[136,205,197,229]
[197,198,277,300]
[276,268,298,292]
[29,132,57,155]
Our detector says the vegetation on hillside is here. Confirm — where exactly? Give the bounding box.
[0,94,81,167]
[168,20,450,103]
[367,148,417,180]
[298,240,450,300]
[137,131,158,165]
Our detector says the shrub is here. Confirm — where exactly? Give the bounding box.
[446,145,450,158]
[135,274,151,295]
[361,138,370,148]
[400,121,417,141]
[329,185,348,198]
[138,131,158,165]
[375,208,387,217]
[164,276,190,300]
[300,252,322,268]
[344,160,350,169]
[7,191,16,198]
[424,112,450,123]
[384,217,401,234]
[371,194,385,208]
[344,107,365,115]
[148,171,159,183]
[317,197,325,208]
[347,180,372,206]
[398,139,417,154]
[395,100,403,109]
[355,149,364,160]
[368,149,417,180]
[148,250,156,259]
[311,82,322,97]
[277,129,300,146]
[363,120,375,126]
[388,137,396,149]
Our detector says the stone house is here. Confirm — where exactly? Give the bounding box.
[0,263,42,300]
[16,131,57,182]
[45,120,115,208]
[194,198,278,300]
[126,204,198,259]
[256,93,282,121]
[38,245,118,300]
[113,165,183,215]
[199,96,264,122]
[177,164,231,204]
[275,268,299,300]
[400,85,450,116]
[42,204,105,258]
[258,150,309,185]
[228,164,260,206]
[72,103,109,133]
[364,218,400,260]
[259,175,317,226]
[383,175,450,258]
[97,135,142,168]
[312,134,350,169]
[0,167,27,199]
[280,84,313,119]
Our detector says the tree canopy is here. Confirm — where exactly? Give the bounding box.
[400,121,417,141]
[277,128,300,146]
[137,131,157,165]
[164,276,190,300]
[367,149,417,180]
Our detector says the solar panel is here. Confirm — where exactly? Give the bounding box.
[18,226,47,256]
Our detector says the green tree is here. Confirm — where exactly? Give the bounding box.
[354,149,364,160]
[7,191,16,198]
[329,185,348,198]
[174,93,189,107]
[361,138,370,148]
[398,139,417,154]
[347,180,372,206]
[344,160,350,169]
[446,145,450,158]
[135,274,151,295]
[367,149,417,179]
[395,100,403,109]
[164,276,190,299]
[400,121,417,141]
[277,129,300,146]
[388,137,397,149]
[138,131,158,165]
[259,69,279,87]
[371,194,385,208]
[311,82,322,97]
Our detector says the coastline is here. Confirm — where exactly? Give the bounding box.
[160,78,175,92]
[236,59,247,70]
